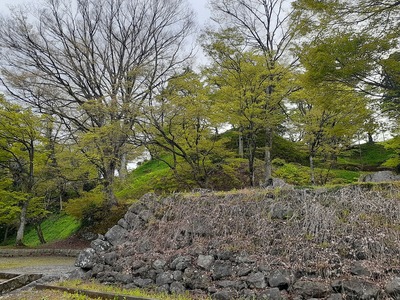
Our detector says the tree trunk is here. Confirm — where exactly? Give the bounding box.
[103,160,119,207]
[35,224,46,244]
[238,129,244,158]
[118,152,128,180]
[264,128,273,186]
[3,225,10,244]
[309,154,315,185]
[15,200,29,246]
[248,136,256,187]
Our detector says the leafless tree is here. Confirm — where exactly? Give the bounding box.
[0,0,195,206]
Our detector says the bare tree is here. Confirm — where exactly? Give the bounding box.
[0,0,194,207]
[210,0,297,186]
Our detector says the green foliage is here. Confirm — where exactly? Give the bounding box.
[273,161,311,186]
[64,188,104,225]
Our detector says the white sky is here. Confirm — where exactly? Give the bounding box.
[0,0,211,25]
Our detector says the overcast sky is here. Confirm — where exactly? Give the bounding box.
[0,0,211,25]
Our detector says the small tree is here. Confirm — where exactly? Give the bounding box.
[142,69,230,188]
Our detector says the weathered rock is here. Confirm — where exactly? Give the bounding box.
[360,171,400,183]
[153,259,167,270]
[240,289,256,300]
[123,212,143,231]
[212,289,237,300]
[246,272,266,289]
[90,238,111,253]
[216,280,244,290]
[259,288,287,300]
[332,279,380,299]
[75,248,97,269]
[170,255,191,270]
[293,280,330,298]
[269,270,291,290]
[350,262,370,276]
[131,260,146,270]
[385,277,400,300]
[104,252,118,266]
[173,270,183,281]
[133,278,153,288]
[183,267,211,290]
[238,265,253,277]
[170,281,186,294]
[104,225,129,246]
[327,294,342,300]
[156,271,174,285]
[197,255,215,270]
[212,260,233,280]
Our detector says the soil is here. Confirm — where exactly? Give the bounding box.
[35,234,91,250]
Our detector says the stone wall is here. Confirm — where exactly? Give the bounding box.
[76,189,400,299]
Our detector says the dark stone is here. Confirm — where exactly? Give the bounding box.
[90,238,111,253]
[332,279,380,299]
[104,225,129,246]
[123,212,143,231]
[153,259,167,270]
[104,252,118,266]
[269,270,291,290]
[327,294,342,300]
[197,255,214,270]
[212,260,233,280]
[173,270,183,281]
[115,273,132,284]
[237,265,253,277]
[293,280,330,298]
[240,289,256,300]
[259,288,286,300]
[385,277,400,300]
[156,271,174,285]
[170,255,191,270]
[133,278,153,288]
[246,272,266,289]
[216,280,244,290]
[183,267,211,290]
[350,262,370,276]
[75,248,96,269]
[211,289,237,300]
[170,281,186,294]
[131,260,146,270]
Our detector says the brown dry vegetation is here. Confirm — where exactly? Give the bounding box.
[115,184,400,281]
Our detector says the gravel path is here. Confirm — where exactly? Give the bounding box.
[0,256,77,276]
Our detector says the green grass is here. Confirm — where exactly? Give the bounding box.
[116,158,180,201]
[338,141,396,168]
[2,214,81,247]
[57,279,209,300]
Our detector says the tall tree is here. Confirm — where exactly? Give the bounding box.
[202,28,290,186]
[210,0,299,185]
[0,97,47,245]
[0,0,194,207]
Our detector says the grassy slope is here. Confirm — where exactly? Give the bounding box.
[2,214,81,247]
